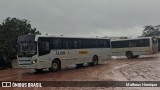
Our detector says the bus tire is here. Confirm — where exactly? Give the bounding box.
[90,55,98,66]
[35,69,43,72]
[49,60,60,72]
[126,51,133,59]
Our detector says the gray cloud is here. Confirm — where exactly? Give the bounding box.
[0,0,160,38]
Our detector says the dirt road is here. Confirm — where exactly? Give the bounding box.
[0,53,160,90]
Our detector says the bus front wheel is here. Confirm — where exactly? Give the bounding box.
[126,51,133,59]
[49,60,60,72]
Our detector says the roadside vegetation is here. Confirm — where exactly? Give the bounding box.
[0,17,41,69]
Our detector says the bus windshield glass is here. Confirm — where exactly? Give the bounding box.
[17,41,37,57]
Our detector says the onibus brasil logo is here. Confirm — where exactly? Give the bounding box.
[1,82,42,87]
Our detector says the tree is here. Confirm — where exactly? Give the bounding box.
[141,25,160,37]
[0,17,41,68]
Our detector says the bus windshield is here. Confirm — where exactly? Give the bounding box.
[17,41,37,57]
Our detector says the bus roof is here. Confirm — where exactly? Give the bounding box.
[19,34,110,40]
[37,35,110,39]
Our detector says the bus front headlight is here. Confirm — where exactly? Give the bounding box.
[32,59,37,64]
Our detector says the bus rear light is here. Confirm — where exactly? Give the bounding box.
[32,59,37,64]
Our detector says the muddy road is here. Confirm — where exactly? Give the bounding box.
[0,58,132,81]
[0,53,160,90]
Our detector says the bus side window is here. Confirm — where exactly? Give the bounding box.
[118,41,128,48]
[51,39,62,49]
[137,39,145,47]
[99,40,105,48]
[82,39,92,48]
[145,39,150,46]
[38,40,50,56]
[77,39,82,49]
[129,40,136,47]
[73,40,77,49]
[62,39,72,49]
[92,39,99,48]
[111,41,118,48]
[106,40,110,48]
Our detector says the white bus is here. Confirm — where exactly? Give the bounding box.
[17,35,111,72]
[111,37,158,59]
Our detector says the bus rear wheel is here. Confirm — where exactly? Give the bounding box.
[49,60,60,72]
[90,55,98,66]
[126,51,133,59]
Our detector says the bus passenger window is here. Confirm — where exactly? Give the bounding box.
[44,42,50,51]
[38,41,50,56]
[73,40,77,49]
[52,39,62,49]
[129,40,136,47]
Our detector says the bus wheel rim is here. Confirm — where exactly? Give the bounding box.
[52,63,58,70]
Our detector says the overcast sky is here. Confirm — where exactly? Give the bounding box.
[0,0,160,38]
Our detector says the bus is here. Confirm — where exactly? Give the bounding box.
[17,35,111,72]
[111,37,158,59]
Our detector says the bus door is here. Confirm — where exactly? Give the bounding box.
[38,38,51,67]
